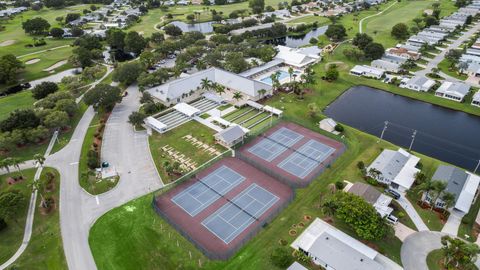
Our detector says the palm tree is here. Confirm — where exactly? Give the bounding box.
[30,180,48,208]
[258,89,267,99]
[430,181,447,211]
[34,154,46,168]
[288,67,294,81]
[307,103,319,118]
[214,83,225,96]
[441,192,456,213]
[414,172,427,185]
[0,158,13,174]
[368,168,381,180]
[10,158,24,178]
[417,178,435,203]
[200,78,212,92]
[232,91,243,102]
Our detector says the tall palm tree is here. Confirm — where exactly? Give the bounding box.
[232,91,243,102]
[30,180,48,208]
[0,158,12,174]
[417,178,435,202]
[10,158,24,178]
[34,154,46,168]
[430,181,447,211]
[200,78,212,92]
[258,89,267,99]
[441,192,456,213]
[214,83,225,96]
[288,67,294,82]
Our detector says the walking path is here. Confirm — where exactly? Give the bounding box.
[397,195,429,232]
[0,131,58,270]
[358,2,398,33]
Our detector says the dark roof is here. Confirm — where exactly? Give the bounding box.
[432,165,469,201]
[348,182,381,205]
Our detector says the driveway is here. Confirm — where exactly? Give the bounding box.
[397,195,429,231]
[441,209,465,235]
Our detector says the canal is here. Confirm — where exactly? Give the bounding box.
[265,26,328,48]
[324,85,480,171]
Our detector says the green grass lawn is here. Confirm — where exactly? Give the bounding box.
[0,90,35,121]
[426,249,443,270]
[287,15,330,26]
[437,58,469,81]
[10,167,67,270]
[391,201,417,231]
[458,196,480,242]
[0,167,66,269]
[148,120,225,184]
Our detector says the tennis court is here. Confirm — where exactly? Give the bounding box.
[201,184,279,244]
[277,140,335,179]
[171,166,245,216]
[247,127,304,161]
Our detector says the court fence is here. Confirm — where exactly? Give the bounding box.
[152,185,295,260]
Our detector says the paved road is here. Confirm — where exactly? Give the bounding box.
[415,22,480,86]
[45,83,163,270]
[397,195,429,231]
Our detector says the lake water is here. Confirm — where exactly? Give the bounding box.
[167,21,215,34]
[265,26,328,48]
[324,85,480,171]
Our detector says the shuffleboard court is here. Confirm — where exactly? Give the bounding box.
[201,184,279,244]
[247,127,303,161]
[171,165,245,216]
[277,140,335,179]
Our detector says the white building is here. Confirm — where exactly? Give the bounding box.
[350,65,385,79]
[274,45,322,69]
[371,59,401,73]
[400,76,435,92]
[146,68,272,105]
[472,90,480,107]
[367,148,420,192]
[435,81,471,102]
[319,118,337,133]
[291,218,385,270]
[346,182,394,218]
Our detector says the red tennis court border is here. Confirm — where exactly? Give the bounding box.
[153,157,294,260]
[237,122,346,188]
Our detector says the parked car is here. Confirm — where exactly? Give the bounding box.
[386,214,398,224]
[385,189,401,199]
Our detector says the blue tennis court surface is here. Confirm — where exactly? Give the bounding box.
[201,184,279,244]
[171,166,245,216]
[277,139,335,179]
[247,127,303,161]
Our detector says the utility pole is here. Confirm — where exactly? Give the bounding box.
[474,160,480,174]
[378,121,388,143]
[409,130,417,151]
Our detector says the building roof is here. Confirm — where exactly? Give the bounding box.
[146,68,272,102]
[350,65,385,76]
[274,45,320,68]
[406,75,435,89]
[473,90,480,101]
[291,218,383,270]
[239,59,284,77]
[436,81,471,97]
[381,54,408,64]
[371,59,400,71]
[286,262,308,270]
[214,125,246,145]
[348,182,381,205]
[173,103,200,117]
[369,148,420,189]
[145,116,167,131]
[456,173,480,213]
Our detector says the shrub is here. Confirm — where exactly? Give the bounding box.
[87,150,99,169]
[335,181,345,190]
[357,161,365,170]
[270,247,293,268]
[334,124,344,132]
[0,218,6,231]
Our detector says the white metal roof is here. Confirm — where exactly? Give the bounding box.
[263,105,283,116]
[456,173,480,213]
[173,103,200,117]
[145,116,167,131]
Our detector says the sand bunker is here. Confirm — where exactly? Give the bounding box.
[43,60,68,71]
[25,58,40,65]
[0,40,15,47]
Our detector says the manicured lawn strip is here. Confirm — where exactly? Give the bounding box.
[0,90,35,121]
[230,110,261,124]
[217,104,232,111]
[222,107,252,120]
[417,58,429,65]
[148,121,225,184]
[287,15,330,26]
[426,249,443,270]
[12,167,67,270]
[437,58,468,80]
[458,196,480,242]
[391,201,417,231]
[0,168,37,265]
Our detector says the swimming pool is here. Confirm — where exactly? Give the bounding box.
[259,70,299,85]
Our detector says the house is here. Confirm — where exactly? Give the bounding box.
[291,218,385,270]
[386,47,421,60]
[401,76,435,92]
[346,182,394,218]
[422,165,480,213]
[367,148,420,192]
[371,59,401,73]
[466,48,480,57]
[466,62,480,77]
[144,116,167,134]
[460,54,480,65]
[350,65,385,79]
[435,81,470,102]
[214,125,247,148]
[146,68,272,105]
[274,45,322,69]
[472,90,480,107]
[319,118,337,133]
[381,54,408,65]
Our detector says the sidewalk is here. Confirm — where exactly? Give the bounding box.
[397,195,429,231]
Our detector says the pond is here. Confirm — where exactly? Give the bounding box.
[324,85,480,171]
[265,26,328,48]
[167,21,215,34]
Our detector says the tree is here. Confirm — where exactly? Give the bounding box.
[29,179,48,208]
[288,66,294,82]
[232,91,243,102]
[307,103,319,118]
[441,192,456,212]
[163,24,183,37]
[10,158,24,177]
[50,27,64,38]
[71,47,93,68]
[325,24,347,42]
[150,32,165,44]
[31,81,58,100]
[343,47,365,61]
[413,17,423,28]
[270,247,293,268]
[200,78,213,92]
[214,83,226,95]
[0,190,25,224]
[424,16,439,27]
[0,54,24,85]
[445,49,462,65]
[224,52,249,73]
[106,28,126,50]
[249,0,265,14]
[112,62,143,85]
[391,23,409,40]
[441,236,480,269]
[139,51,156,68]
[258,89,267,99]
[124,31,147,55]
[44,0,64,8]
[65,13,80,24]
[325,64,339,81]
[43,110,69,129]
[429,180,447,210]
[128,111,146,126]
[0,109,40,132]
[84,84,122,112]
[0,158,13,174]
[34,154,46,167]
[22,17,50,35]
[352,33,373,50]
[322,192,390,240]
[364,42,385,60]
